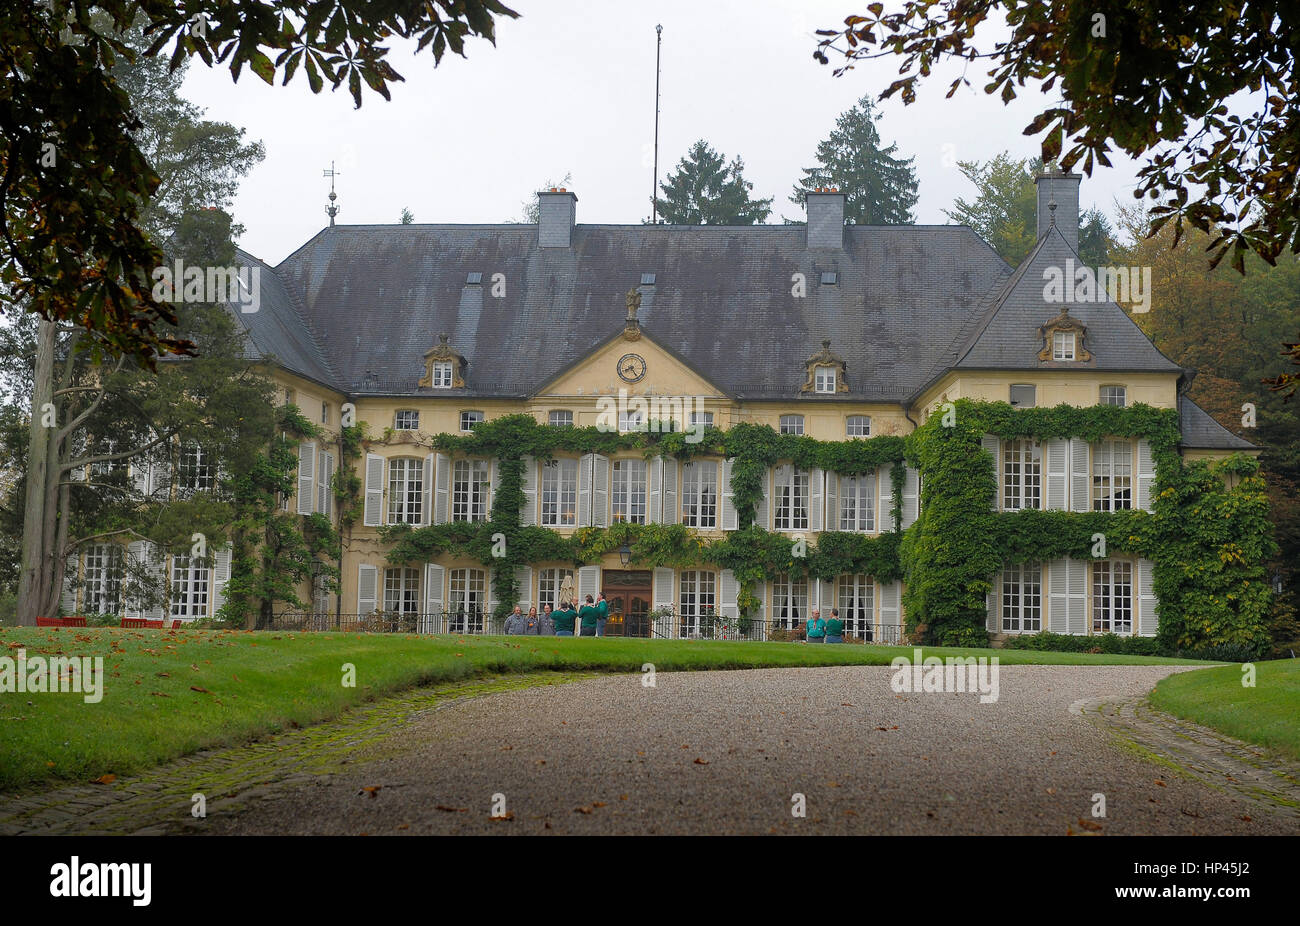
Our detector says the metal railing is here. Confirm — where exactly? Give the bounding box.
[272,610,906,644]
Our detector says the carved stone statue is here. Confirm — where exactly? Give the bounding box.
[625,287,641,321]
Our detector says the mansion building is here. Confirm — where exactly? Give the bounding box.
[61,172,1253,640]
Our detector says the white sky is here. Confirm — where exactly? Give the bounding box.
[180,0,1147,266]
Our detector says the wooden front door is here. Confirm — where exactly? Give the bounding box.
[602,570,653,638]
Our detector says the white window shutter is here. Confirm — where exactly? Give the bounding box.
[357,564,378,615]
[578,565,601,606]
[125,541,145,619]
[318,451,334,517]
[487,567,499,618]
[878,463,896,531]
[578,453,593,526]
[145,545,167,620]
[879,581,900,629]
[1067,558,1088,634]
[1136,439,1155,512]
[424,563,445,616]
[1069,439,1090,512]
[1047,558,1069,632]
[825,473,840,532]
[520,456,538,527]
[754,466,769,529]
[151,452,172,502]
[902,466,920,528]
[661,457,678,525]
[719,569,739,619]
[212,544,232,617]
[817,579,834,615]
[592,454,609,527]
[363,454,385,527]
[652,567,675,638]
[809,468,823,532]
[434,452,450,525]
[752,578,766,623]
[720,460,738,531]
[1138,558,1159,636]
[297,442,316,515]
[423,453,435,525]
[130,457,151,497]
[513,566,533,612]
[490,458,500,513]
[647,457,662,524]
[986,580,997,632]
[981,435,1000,511]
[1045,439,1068,511]
[61,554,78,614]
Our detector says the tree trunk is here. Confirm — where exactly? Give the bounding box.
[16,318,57,625]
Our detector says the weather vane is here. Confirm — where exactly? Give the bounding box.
[324,161,341,226]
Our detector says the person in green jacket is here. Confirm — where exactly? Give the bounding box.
[824,608,844,644]
[553,601,578,636]
[805,609,827,643]
[578,595,600,637]
[595,592,610,637]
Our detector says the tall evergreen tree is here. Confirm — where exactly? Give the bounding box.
[654,141,772,225]
[944,152,1043,265]
[790,95,918,225]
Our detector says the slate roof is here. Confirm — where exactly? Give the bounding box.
[231,218,1252,450]
[1178,396,1257,450]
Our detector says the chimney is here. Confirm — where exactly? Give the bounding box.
[805,189,845,249]
[1035,168,1080,252]
[538,189,577,248]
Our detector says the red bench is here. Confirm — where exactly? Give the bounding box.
[35,616,87,627]
[119,618,148,628]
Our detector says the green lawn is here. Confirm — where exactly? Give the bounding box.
[1150,658,1300,762]
[0,626,1206,792]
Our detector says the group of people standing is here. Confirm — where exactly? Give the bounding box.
[800,608,846,644]
[503,592,610,637]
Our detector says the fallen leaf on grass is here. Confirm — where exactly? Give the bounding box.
[574,806,594,814]
[190,686,209,694]
[693,758,709,765]
[489,813,515,822]
[150,691,170,697]
[1240,815,1252,822]
[93,774,116,784]
[1076,818,1103,832]
[840,702,854,707]
[396,823,410,830]
[1180,808,1201,819]
[154,672,170,678]
[359,786,381,799]
[1155,779,1167,787]
[435,805,468,813]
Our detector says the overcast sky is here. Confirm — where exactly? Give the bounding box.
[180,0,1147,266]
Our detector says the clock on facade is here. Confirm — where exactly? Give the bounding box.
[617,353,647,383]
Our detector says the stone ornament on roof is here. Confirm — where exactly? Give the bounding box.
[624,287,643,341]
[1037,309,1093,363]
[802,339,849,393]
[418,332,467,388]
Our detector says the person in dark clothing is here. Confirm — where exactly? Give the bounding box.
[553,601,578,636]
[578,594,600,637]
[524,606,541,635]
[825,608,844,644]
[595,592,609,637]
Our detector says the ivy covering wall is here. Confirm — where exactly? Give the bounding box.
[361,404,1273,654]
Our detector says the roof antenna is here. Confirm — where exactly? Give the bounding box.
[651,24,663,224]
[324,161,341,226]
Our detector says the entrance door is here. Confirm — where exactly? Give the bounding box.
[602,570,653,638]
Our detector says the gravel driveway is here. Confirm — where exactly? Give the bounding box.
[202,665,1298,836]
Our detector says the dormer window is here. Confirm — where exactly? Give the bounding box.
[1038,309,1092,363]
[419,332,467,389]
[802,339,848,394]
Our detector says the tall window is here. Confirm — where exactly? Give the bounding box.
[837,574,874,639]
[681,461,718,528]
[431,363,453,388]
[772,573,808,629]
[394,410,420,430]
[839,474,875,532]
[312,572,333,617]
[1002,440,1042,510]
[540,458,578,527]
[690,411,714,428]
[1001,562,1042,633]
[1100,385,1126,407]
[1092,440,1132,511]
[846,416,871,437]
[814,367,837,393]
[779,415,804,435]
[170,554,209,619]
[176,444,215,497]
[1052,331,1076,360]
[548,410,574,428]
[460,410,485,431]
[449,568,487,633]
[678,570,716,637]
[452,459,491,522]
[383,567,420,617]
[538,568,574,610]
[388,458,424,524]
[321,402,330,425]
[83,544,124,615]
[1092,560,1133,633]
[611,459,647,524]
[774,468,810,530]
